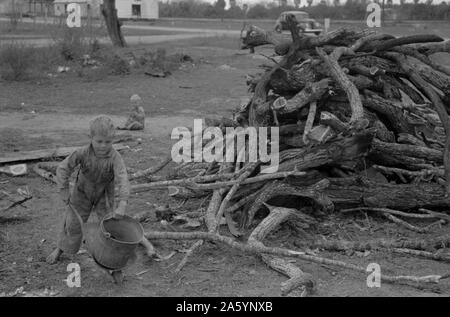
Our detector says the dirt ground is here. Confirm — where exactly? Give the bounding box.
[1,34,450,297]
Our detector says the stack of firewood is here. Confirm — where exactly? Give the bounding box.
[136,17,450,229]
[130,17,450,294]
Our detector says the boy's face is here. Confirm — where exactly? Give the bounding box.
[91,134,113,156]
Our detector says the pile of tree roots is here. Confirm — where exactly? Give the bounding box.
[42,15,450,295]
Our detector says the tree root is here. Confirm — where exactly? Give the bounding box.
[144,231,449,288]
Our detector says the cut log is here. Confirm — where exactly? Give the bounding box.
[272,79,331,115]
[319,111,349,133]
[373,165,444,179]
[248,69,275,127]
[246,179,333,228]
[130,171,239,192]
[279,123,306,135]
[390,78,426,105]
[391,46,450,77]
[295,234,450,252]
[382,213,430,233]
[344,56,405,78]
[263,255,315,296]
[302,102,317,145]
[322,177,450,210]
[205,163,234,232]
[248,205,316,296]
[269,62,319,94]
[369,151,430,171]
[397,133,427,147]
[410,40,450,56]
[0,144,128,165]
[387,52,450,195]
[278,130,374,172]
[307,125,334,143]
[224,208,242,237]
[183,170,306,191]
[341,206,447,220]
[380,75,402,100]
[281,135,306,148]
[316,47,365,127]
[363,34,443,52]
[214,162,260,233]
[347,74,376,90]
[371,139,443,163]
[409,59,450,96]
[391,248,450,262]
[365,111,395,143]
[347,64,386,77]
[351,33,395,52]
[362,92,415,135]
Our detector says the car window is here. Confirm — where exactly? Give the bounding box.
[295,13,309,20]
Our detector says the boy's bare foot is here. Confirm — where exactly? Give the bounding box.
[146,249,157,258]
[46,248,63,264]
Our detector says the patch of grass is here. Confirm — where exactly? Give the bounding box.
[45,17,105,62]
[0,18,107,37]
[75,48,132,80]
[134,47,195,74]
[0,42,36,81]
[73,44,197,81]
[105,54,131,75]
[33,45,65,72]
[52,27,89,61]
[0,41,71,81]
[75,65,109,82]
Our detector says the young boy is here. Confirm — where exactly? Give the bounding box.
[46,116,156,282]
[118,94,145,131]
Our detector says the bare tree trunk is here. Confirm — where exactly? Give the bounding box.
[101,0,126,47]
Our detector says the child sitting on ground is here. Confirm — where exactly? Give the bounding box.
[118,94,146,131]
[46,116,156,282]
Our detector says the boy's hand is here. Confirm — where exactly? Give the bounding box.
[113,209,125,219]
[113,201,126,219]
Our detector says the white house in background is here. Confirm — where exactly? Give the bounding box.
[52,0,158,20]
[116,0,159,20]
[54,0,102,18]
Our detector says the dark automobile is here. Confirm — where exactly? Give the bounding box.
[274,11,322,35]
